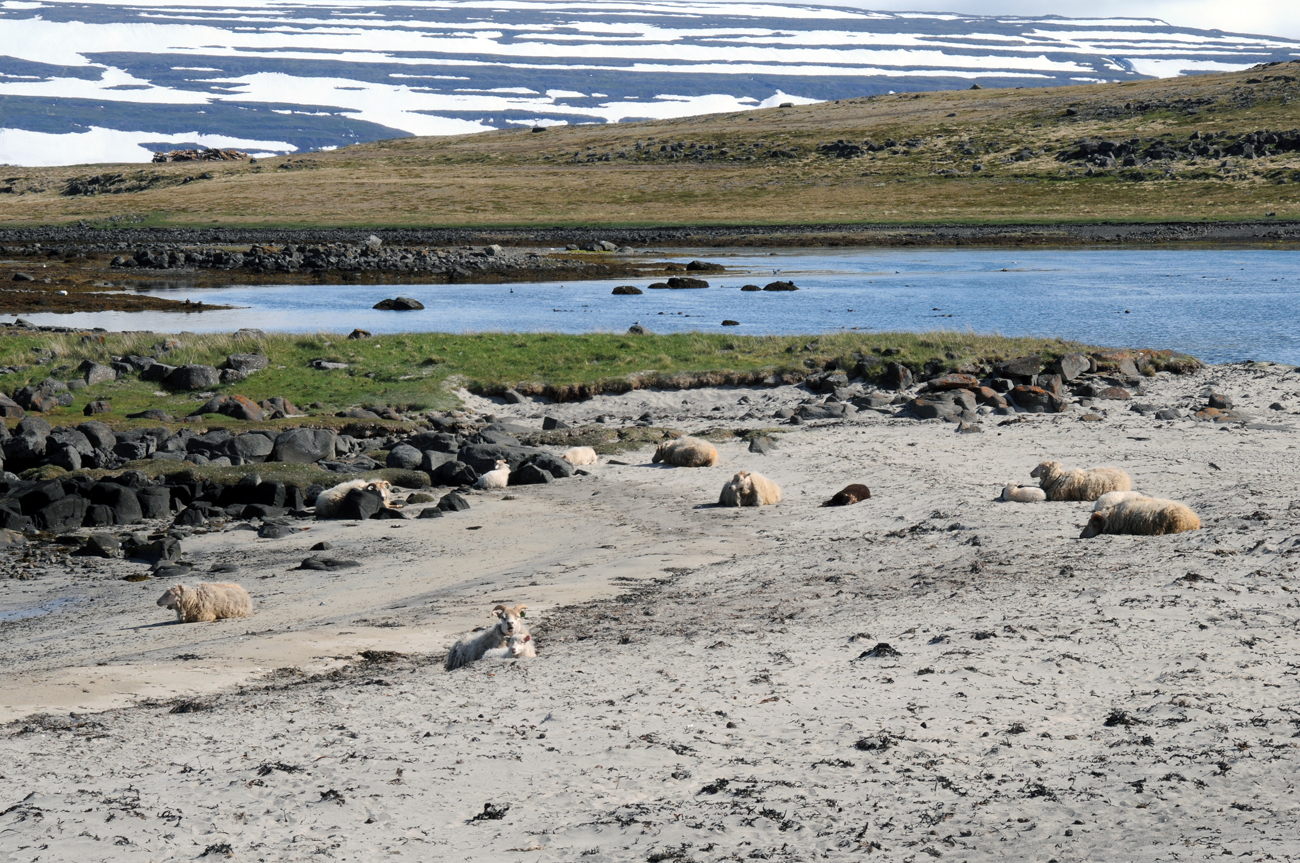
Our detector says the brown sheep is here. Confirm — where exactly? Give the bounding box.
[823,484,872,506]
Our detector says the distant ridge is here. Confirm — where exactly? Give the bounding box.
[1,0,1299,165]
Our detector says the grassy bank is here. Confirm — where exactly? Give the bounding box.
[0,329,1115,430]
[1,63,1298,228]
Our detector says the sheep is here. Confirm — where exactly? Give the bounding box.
[484,630,537,660]
[313,479,396,518]
[1001,483,1047,503]
[562,446,598,466]
[156,583,253,623]
[718,470,782,507]
[1092,490,1149,511]
[1080,497,1201,538]
[652,436,719,467]
[475,459,511,490]
[1030,460,1131,502]
[444,604,528,671]
[823,484,872,506]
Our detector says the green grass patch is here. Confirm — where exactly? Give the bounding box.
[0,329,1111,432]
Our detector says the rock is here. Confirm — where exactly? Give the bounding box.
[665,276,708,289]
[79,533,120,558]
[130,536,181,564]
[511,463,553,485]
[972,387,1007,409]
[627,325,650,335]
[740,284,761,291]
[1208,392,1233,409]
[925,373,980,392]
[166,364,221,390]
[228,433,274,464]
[192,394,264,422]
[419,450,455,475]
[173,507,207,526]
[1009,385,1067,413]
[824,484,871,506]
[1092,351,1140,377]
[995,355,1042,378]
[335,487,385,520]
[798,403,854,420]
[370,507,408,520]
[523,452,575,478]
[433,460,478,486]
[33,496,87,532]
[1034,374,1064,395]
[13,272,35,281]
[140,363,176,382]
[1155,408,1182,420]
[457,443,530,474]
[271,428,337,463]
[127,408,172,421]
[386,443,424,470]
[258,523,295,539]
[501,389,526,405]
[253,481,287,508]
[437,492,470,512]
[347,329,371,340]
[310,359,349,370]
[1052,352,1090,381]
[311,541,332,551]
[1095,386,1131,400]
[79,361,117,386]
[88,483,143,524]
[4,416,51,462]
[541,416,570,431]
[611,286,643,295]
[83,400,112,415]
[0,393,25,419]
[721,320,740,327]
[406,492,437,504]
[880,362,915,391]
[763,281,799,291]
[955,420,983,433]
[373,297,424,311]
[224,353,269,374]
[298,556,361,571]
[748,436,774,454]
[417,508,444,519]
[137,487,171,519]
[908,391,975,421]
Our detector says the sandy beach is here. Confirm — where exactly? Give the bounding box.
[3,361,1300,861]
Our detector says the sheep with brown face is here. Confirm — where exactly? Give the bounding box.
[444,604,529,671]
[1031,460,1131,502]
[719,471,782,507]
[1081,497,1200,538]
[652,436,719,467]
[157,583,253,623]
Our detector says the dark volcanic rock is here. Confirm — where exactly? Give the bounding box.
[437,492,470,512]
[433,460,478,486]
[1010,385,1067,413]
[373,297,425,310]
[298,556,361,571]
[763,280,799,291]
[167,364,221,390]
[336,487,384,520]
[611,285,643,295]
[386,443,424,471]
[1052,352,1090,381]
[511,463,553,485]
[271,428,337,463]
[995,355,1042,379]
[83,400,112,416]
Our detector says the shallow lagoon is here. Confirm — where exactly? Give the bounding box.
[13,248,1300,365]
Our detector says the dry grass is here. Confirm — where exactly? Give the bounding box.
[3,63,1299,228]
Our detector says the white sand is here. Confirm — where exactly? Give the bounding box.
[2,363,1299,861]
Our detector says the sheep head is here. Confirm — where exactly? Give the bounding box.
[1029,461,1058,479]
[493,604,528,635]
[494,459,509,471]
[1080,510,1108,538]
[508,633,533,657]
[157,584,185,609]
[651,442,668,463]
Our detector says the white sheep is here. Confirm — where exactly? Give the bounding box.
[562,446,598,466]
[444,604,528,671]
[652,436,719,467]
[475,459,511,490]
[1080,497,1201,538]
[156,583,253,623]
[314,479,396,518]
[1001,483,1047,503]
[484,630,536,660]
[1092,490,1149,511]
[718,470,782,506]
[1030,460,1132,502]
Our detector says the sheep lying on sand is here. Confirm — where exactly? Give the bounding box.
[719,471,782,507]
[485,630,536,660]
[1001,483,1047,503]
[1092,490,1148,511]
[562,446,598,466]
[652,436,719,467]
[157,583,253,623]
[1030,460,1131,501]
[314,479,396,518]
[1081,497,1200,538]
[445,604,528,671]
[475,459,511,489]
[823,484,872,506]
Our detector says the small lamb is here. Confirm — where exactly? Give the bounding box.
[445,604,528,671]
[562,446,598,466]
[1001,483,1047,503]
[475,459,511,490]
[157,583,253,623]
[485,630,536,660]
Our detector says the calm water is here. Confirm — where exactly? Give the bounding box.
[12,248,1300,365]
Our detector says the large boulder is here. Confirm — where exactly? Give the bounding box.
[466,429,521,447]
[405,430,460,452]
[386,443,423,471]
[1052,352,1090,381]
[141,363,176,382]
[373,297,424,311]
[524,452,576,479]
[880,362,914,391]
[995,355,1042,379]
[924,373,980,392]
[798,403,855,420]
[511,463,553,485]
[336,487,384,520]
[908,390,976,421]
[0,393,25,419]
[191,394,264,422]
[49,427,93,458]
[457,443,537,474]
[35,496,88,532]
[420,450,456,475]
[136,487,171,519]
[270,428,337,463]
[432,460,478,486]
[18,480,65,514]
[224,353,269,374]
[79,360,117,386]
[166,364,221,390]
[88,483,143,525]
[227,433,275,464]
[1010,385,1067,413]
[3,417,51,463]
